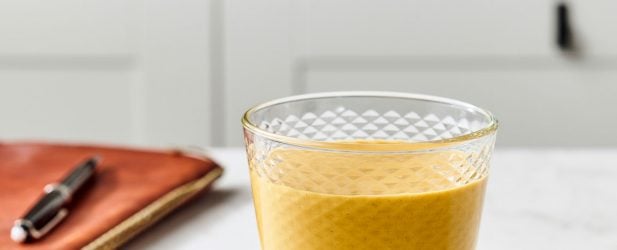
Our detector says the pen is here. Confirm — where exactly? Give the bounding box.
[10,157,99,243]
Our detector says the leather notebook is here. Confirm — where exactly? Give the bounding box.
[0,142,223,249]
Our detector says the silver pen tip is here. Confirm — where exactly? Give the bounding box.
[91,155,102,165]
[10,225,27,243]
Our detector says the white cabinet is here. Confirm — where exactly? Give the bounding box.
[1,1,615,147]
[307,71,617,146]
[223,0,617,146]
[298,0,551,57]
[299,0,617,57]
[0,0,212,147]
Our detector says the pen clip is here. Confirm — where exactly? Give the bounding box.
[28,208,68,239]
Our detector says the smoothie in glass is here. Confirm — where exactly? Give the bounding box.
[249,141,488,250]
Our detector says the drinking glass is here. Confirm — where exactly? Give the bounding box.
[242,91,498,250]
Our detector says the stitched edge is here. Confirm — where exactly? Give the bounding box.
[82,167,223,250]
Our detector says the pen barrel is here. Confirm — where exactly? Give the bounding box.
[23,190,65,230]
[61,158,97,193]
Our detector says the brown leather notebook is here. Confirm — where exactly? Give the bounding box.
[0,142,223,249]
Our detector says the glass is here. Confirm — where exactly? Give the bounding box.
[242,91,498,250]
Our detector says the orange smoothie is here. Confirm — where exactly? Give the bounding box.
[249,141,488,250]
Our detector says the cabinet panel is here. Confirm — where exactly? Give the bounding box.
[0,0,213,147]
[0,71,134,143]
[306,70,617,146]
[297,0,551,56]
[0,0,138,55]
[297,0,617,57]
[568,0,617,56]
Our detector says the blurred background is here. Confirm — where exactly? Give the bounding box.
[1,0,616,148]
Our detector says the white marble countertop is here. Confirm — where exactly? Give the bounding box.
[125,148,617,250]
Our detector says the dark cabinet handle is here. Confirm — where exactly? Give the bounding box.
[557,3,572,50]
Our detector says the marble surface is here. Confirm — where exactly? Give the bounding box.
[125,148,617,250]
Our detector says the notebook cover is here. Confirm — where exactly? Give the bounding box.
[0,142,223,249]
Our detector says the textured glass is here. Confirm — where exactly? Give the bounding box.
[242,92,497,250]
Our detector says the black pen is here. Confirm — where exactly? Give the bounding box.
[11,157,99,243]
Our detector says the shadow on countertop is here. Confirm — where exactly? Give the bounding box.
[122,185,252,249]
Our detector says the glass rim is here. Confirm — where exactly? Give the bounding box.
[242,91,498,153]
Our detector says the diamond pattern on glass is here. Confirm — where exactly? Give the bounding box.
[247,106,495,195]
[258,107,475,142]
[246,134,494,195]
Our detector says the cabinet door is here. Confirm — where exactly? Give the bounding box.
[297,0,617,57]
[298,0,550,57]
[225,0,617,146]
[0,0,212,147]
[307,71,617,146]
